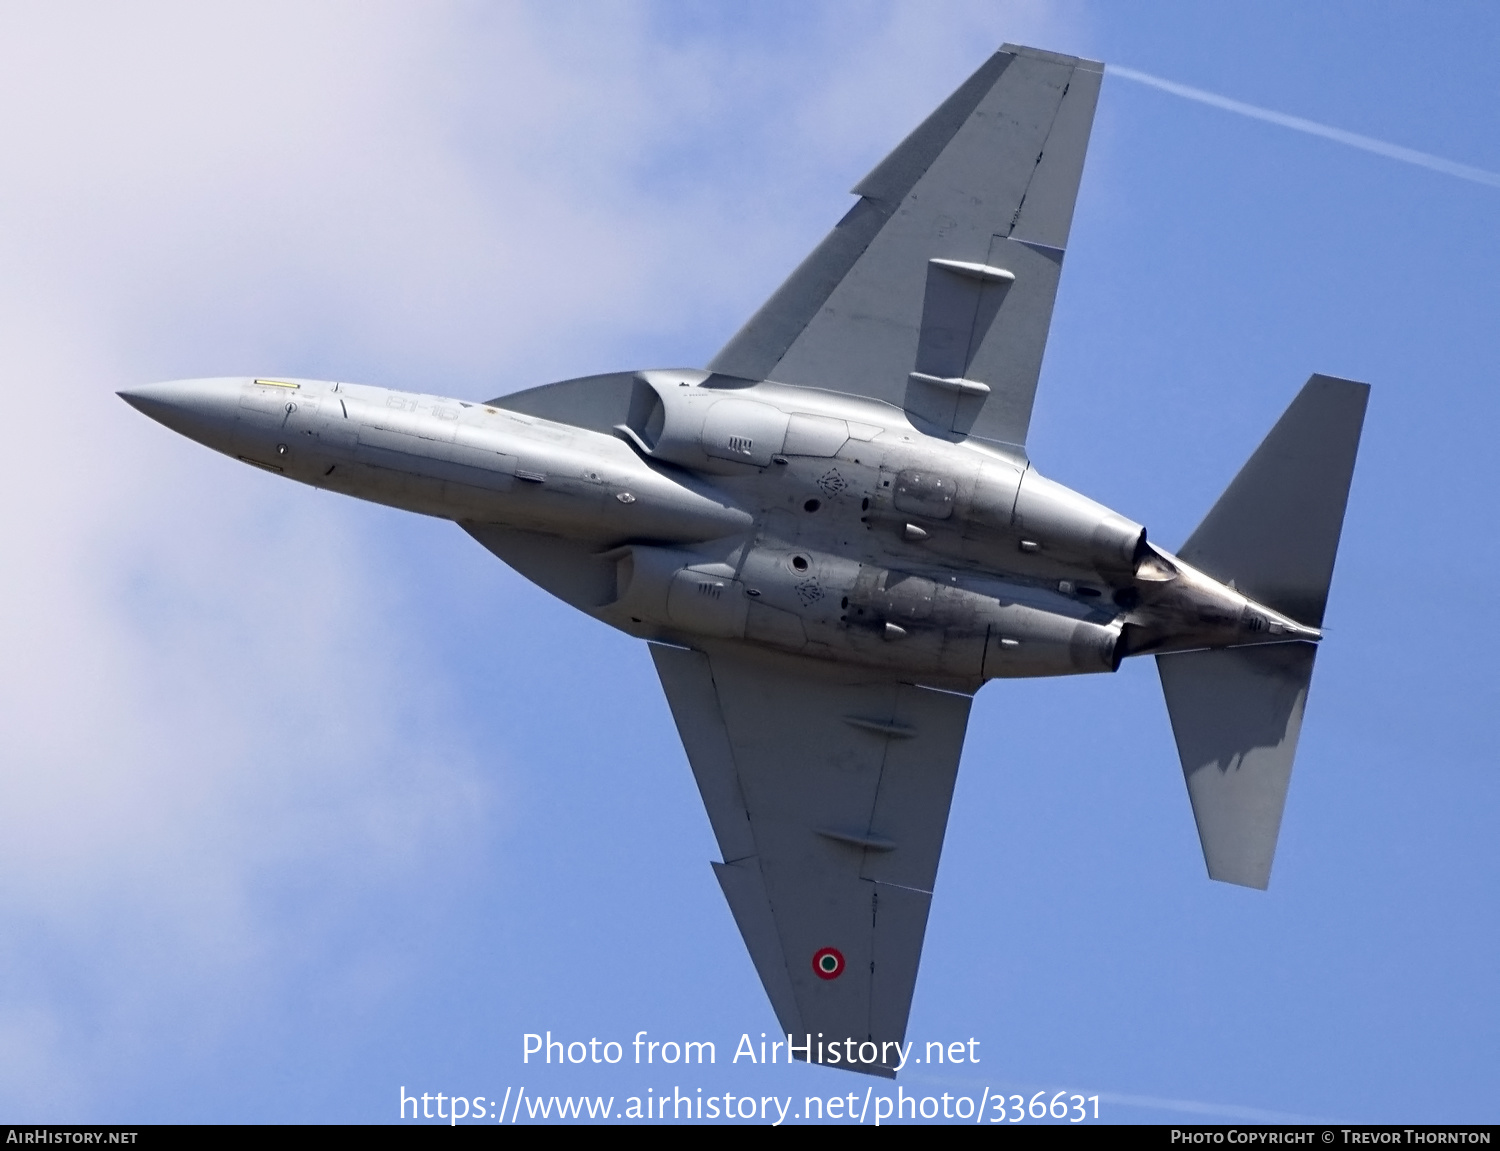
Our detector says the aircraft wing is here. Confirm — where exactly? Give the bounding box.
[709,44,1103,452]
[650,643,972,1077]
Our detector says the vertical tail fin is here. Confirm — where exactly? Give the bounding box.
[1161,374,1368,888]
[1178,374,1369,628]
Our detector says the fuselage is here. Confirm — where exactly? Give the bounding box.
[120,371,1318,692]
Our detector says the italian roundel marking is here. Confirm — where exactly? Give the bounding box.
[812,947,845,980]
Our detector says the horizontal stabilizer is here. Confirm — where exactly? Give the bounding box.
[1157,642,1316,889]
[1179,374,1369,627]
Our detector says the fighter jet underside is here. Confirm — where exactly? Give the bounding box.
[120,44,1368,1078]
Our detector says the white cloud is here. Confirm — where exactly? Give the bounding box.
[0,0,1084,1114]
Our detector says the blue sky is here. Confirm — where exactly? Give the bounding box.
[1,1,1496,1125]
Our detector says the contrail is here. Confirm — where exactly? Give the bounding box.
[1111,64,1500,190]
[1092,1089,1323,1124]
[905,1071,1326,1124]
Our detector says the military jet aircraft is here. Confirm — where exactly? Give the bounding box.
[120,44,1367,1078]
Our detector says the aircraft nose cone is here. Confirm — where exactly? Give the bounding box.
[118,377,246,453]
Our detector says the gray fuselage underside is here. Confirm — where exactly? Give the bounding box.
[128,371,1314,693]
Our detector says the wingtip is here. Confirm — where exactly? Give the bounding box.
[999,43,1104,71]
